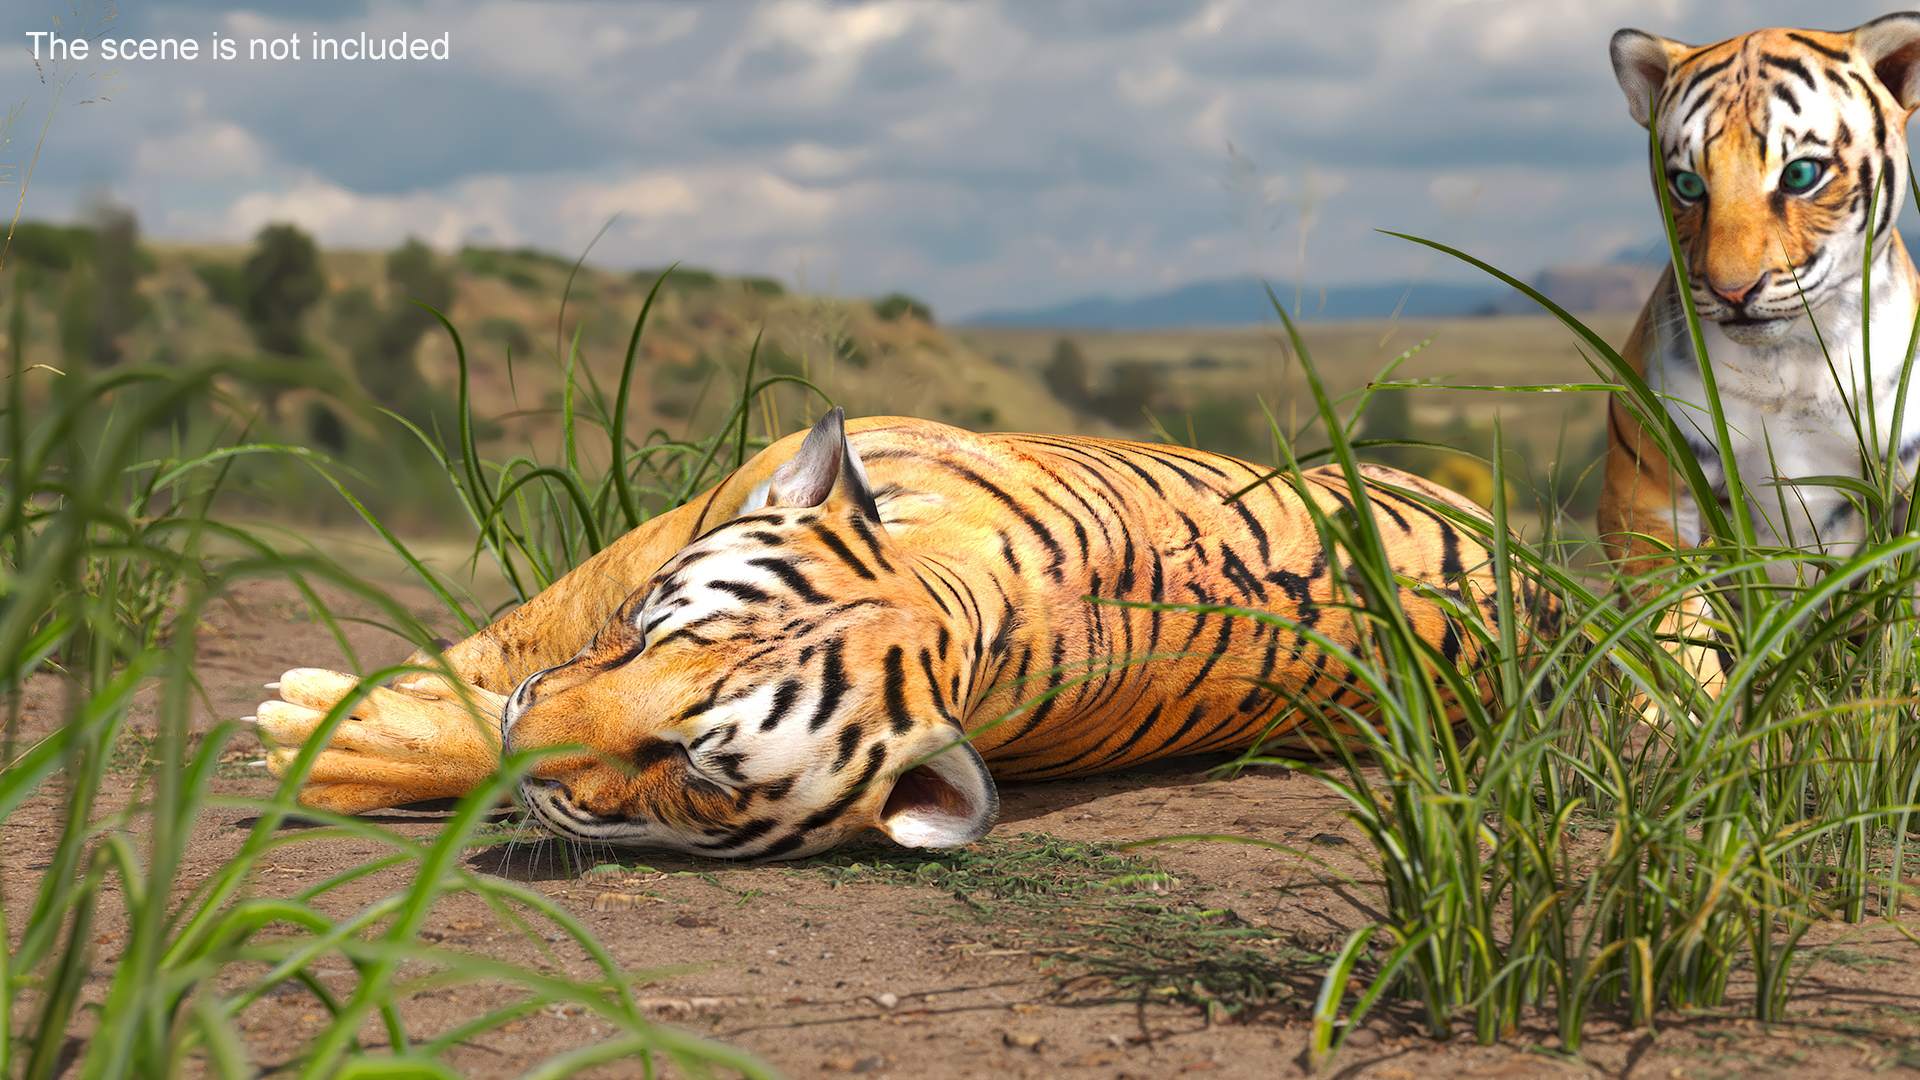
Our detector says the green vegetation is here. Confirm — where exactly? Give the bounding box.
[0,243,822,1072]
[1161,183,1920,1066]
[871,292,932,323]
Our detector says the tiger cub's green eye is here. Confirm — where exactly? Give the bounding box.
[1672,171,1706,200]
[1780,158,1823,192]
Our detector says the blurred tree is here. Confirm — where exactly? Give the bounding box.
[1358,390,1416,471]
[873,292,933,323]
[338,239,490,442]
[193,261,246,307]
[347,239,451,409]
[42,206,153,368]
[240,224,324,356]
[1043,337,1091,411]
[1096,361,1163,426]
[89,206,150,367]
[7,221,92,271]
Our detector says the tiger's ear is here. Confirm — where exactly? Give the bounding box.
[1611,29,1691,128]
[1856,13,1920,112]
[875,729,998,849]
[767,406,881,520]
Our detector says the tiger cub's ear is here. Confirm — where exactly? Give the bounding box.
[1610,28,1692,128]
[767,406,881,520]
[875,728,998,849]
[1855,12,1920,112]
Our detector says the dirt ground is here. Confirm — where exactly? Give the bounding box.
[11,576,1920,1079]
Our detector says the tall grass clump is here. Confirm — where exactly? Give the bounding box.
[349,265,832,632]
[1168,146,1920,1068]
[0,267,778,1074]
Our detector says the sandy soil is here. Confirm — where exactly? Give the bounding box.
[10,576,1920,1079]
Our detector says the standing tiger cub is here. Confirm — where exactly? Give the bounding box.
[1601,14,1920,579]
[255,411,1541,860]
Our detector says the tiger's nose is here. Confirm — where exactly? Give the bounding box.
[1710,273,1768,307]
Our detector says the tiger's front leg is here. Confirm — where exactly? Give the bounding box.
[253,668,508,814]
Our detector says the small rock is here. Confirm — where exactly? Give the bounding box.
[1003,1030,1045,1051]
[1345,1027,1379,1048]
[1310,833,1350,847]
[873,991,899,1010]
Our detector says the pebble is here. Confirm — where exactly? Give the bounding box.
[1003,1030,1044,1051]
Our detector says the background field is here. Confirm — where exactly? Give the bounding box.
[20,221,1920,1080]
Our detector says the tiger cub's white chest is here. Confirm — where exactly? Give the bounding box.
[1646,260,1920,567]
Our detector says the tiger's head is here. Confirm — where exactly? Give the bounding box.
[1611,14,1920,345]
[502,409,997,860]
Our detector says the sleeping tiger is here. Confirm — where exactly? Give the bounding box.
[254,411,1543,860]
[1601,13,1920,583]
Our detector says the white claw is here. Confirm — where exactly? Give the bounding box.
[263,682,281,691]
[247,760,268,768]
[238,716,258,723]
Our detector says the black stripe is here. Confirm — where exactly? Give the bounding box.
[1097,446,1168,496]
[804,742,888,832]
[692,817,776,852]
[808,522,876,580]
[807,637,850,731]
[1219,544,1268,602]
[1771,82,1800,115]
[1853,72,1887,146]
[1761,53,1816,91]
[709,580,772,604]
[1147,701,1213,760]
[919,647,958,725]
[832,720,864,771]
[760,678,802,732]
[912,568,953,615]
[1225,495,1271,563]
[1177,613,1238,698]
[1786,33,1848,62]
[849,514,897,574]
[1086,701,1166,772]
[942,462,1068,581]
[1878,156,1896,238]
[748,556,831,604]
[997,530,1023,575]
[884,645,914,734]
[1681,55,1738,100]
[1361,480,1412,532]
[1034,488,1091,564]
[1436,517,1465,577]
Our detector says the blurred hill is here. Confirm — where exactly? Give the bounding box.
[963,278,1514,328]
[0,219,1118,530]
[3,216,1636,537]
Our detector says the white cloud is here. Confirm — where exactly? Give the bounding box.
[133,122,267,180]
[17,0,1914,317]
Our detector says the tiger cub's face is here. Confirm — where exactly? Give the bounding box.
[1611,15,1920,345]
[500,410,998,861]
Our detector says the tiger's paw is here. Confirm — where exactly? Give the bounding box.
[252,667,509,815]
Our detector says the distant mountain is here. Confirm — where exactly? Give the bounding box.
[961,277,1513,329]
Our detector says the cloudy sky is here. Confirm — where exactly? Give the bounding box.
[7,0,1914,318]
